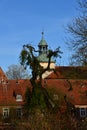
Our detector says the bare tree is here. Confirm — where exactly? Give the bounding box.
[66,0,87,66]
[6,64,30,79]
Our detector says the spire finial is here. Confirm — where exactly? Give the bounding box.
[42,31,44,39]
[42,31,44,35]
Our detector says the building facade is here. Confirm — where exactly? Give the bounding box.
[0,33,87,120]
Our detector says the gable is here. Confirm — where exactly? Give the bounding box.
[0,67,8,81]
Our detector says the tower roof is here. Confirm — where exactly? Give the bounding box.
[38,32,55,63]
[38,32,48,46]
[37,53,55,63]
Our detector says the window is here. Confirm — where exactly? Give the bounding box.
[53,94,58,100]
[16,95,22,102]
[16,108,22,118]
[3,108,9,118]
[80,108,86,117]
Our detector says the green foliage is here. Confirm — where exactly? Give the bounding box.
[24,87,31,107]
[23,85,51,117]
[20,44,62,116]
[29,87,47,110]
[20,44,43,80]
[20,44,62,80]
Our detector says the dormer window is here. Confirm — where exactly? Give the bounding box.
[16,95,22,102]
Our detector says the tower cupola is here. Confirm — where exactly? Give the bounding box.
[38,32,48,55]
[37,32,55,78]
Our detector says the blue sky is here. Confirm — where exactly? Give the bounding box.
[0,0,78,72]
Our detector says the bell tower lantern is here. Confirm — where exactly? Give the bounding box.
[38,32,48,55]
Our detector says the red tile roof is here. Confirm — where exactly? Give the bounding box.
[43,79,87,105]
[0,79,32,106]
[0,67,87,108]
[47,66,87,79]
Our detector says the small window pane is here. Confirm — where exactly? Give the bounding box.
[80,108,86,117]
[16,108,22,118]
[3,108,9,118]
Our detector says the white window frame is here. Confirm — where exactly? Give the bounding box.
[80,108,86,117]
[3,108,9,118]
[16,94,22,102]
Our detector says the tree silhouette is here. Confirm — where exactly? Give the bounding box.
[66,0,87,66]
[20,44,62,112]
